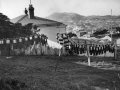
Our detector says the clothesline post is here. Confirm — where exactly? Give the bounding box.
[114,40,117,60]
[55,27,61,72]
[26,41,36,64]
[85,40,90,66]
[59,48,61,57]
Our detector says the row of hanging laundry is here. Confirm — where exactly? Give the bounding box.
[89,44,114,56]
[56,33,86,54]
[63,36,115,55]
[0,34,48,51]
[64,42,115,56]
[65,43,86,54]
[56,33,115,56]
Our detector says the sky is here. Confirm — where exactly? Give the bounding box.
[0,0,120,19]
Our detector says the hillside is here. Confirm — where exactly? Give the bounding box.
[47,12,85,23]
[47,12,120,23]
[87,15,120,20]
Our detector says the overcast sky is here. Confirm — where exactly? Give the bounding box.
[0,0,120,19]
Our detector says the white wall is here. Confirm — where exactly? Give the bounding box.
[39,26,66,42]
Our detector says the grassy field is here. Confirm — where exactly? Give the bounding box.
[0,55,120,90]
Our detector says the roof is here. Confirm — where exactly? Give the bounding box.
[101,36,111,41]
[10,15,65,26]
[72,37,109,45]
[110,33,120,39]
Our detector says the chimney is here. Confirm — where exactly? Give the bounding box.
[29,4,34,19]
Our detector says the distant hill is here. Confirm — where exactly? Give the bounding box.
[87,15,120,20]
[47,12,120,23]
[47,12,85,23]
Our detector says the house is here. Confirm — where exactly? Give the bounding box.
[10,4,67,42]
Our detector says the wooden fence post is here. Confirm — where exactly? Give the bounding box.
[85,40,90,66]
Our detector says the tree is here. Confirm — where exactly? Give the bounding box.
[67,32,77,38]
[0,13,32,39]
[93,29,108,35]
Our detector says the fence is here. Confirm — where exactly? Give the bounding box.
[0,34,61,56]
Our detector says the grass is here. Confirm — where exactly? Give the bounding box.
[0,55,120,90]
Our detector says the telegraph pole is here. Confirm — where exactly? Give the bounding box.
[0,0,1,12]
[30,0,31,5]
[110,9,112,42]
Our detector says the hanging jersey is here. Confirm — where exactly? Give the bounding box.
[29,36,34,45]
[24,37,30,47]
[13,39,18,49]
[6,39,11,50]
[0,40,5,50]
